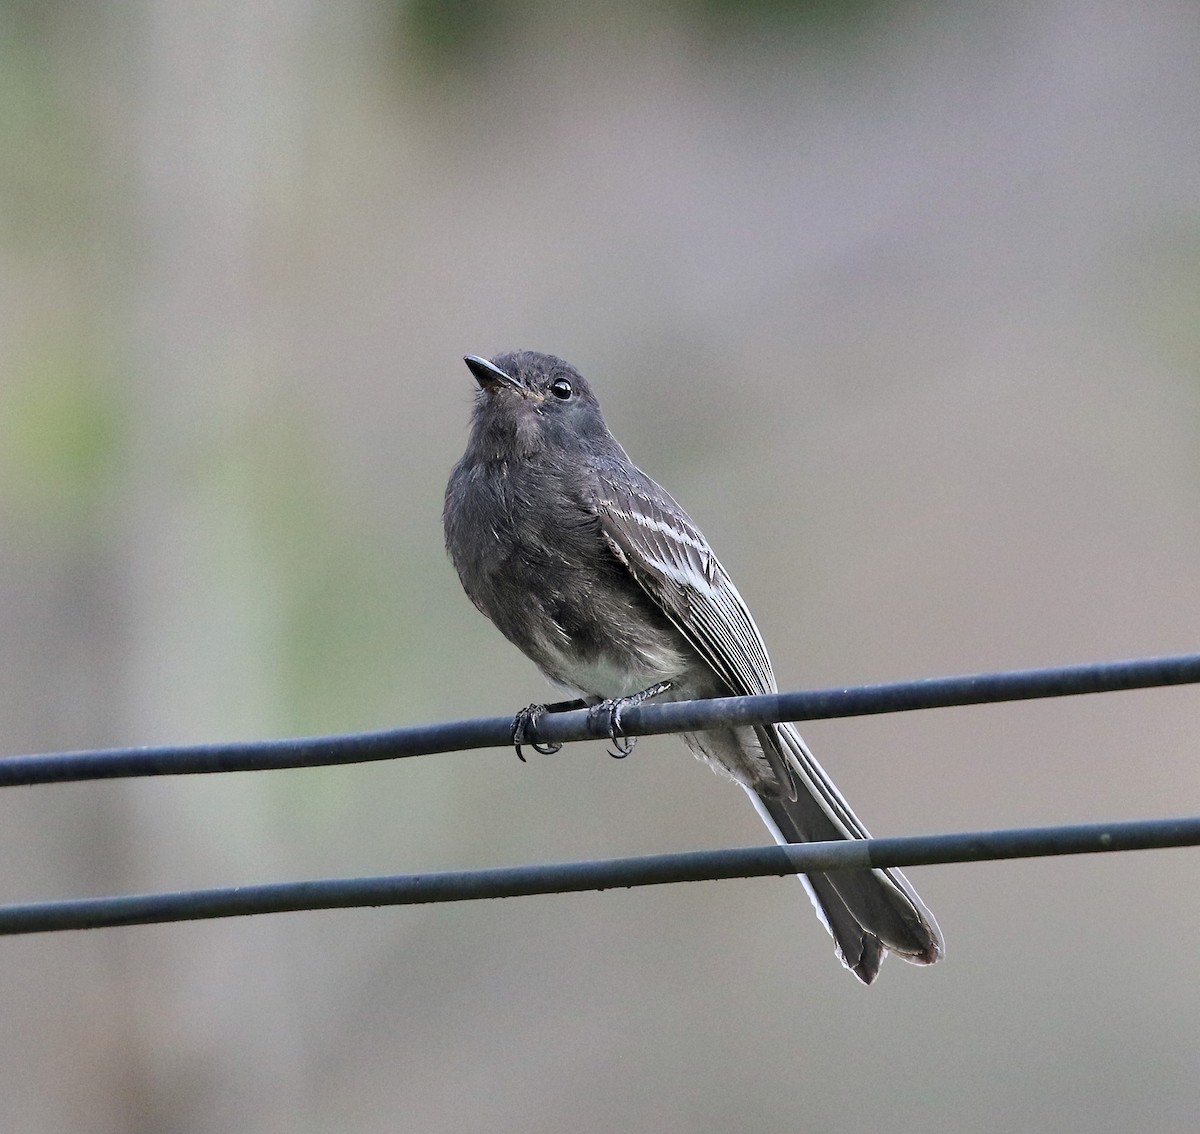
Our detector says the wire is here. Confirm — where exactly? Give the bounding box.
[1,815,1197,936]
[1,651,1197,935]
[2,651,1199,787]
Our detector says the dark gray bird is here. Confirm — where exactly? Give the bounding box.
[443,350,943,983]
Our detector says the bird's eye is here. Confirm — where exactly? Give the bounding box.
[550,378,573,400]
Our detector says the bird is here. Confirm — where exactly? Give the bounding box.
[443,350,943,983]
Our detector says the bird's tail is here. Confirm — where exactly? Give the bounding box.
[750,722,943,985]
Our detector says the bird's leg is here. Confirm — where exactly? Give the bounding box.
[512,698,588,761]
[588,681,673,759]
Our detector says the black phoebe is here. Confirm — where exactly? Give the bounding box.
[444,350,943,982]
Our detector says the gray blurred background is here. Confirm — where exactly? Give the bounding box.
[1,1,1198,1130]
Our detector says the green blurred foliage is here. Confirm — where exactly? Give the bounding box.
[0,5,99,250]
[689,0,888,37]
[1140,225,1200,383]
[193,405,406,735]
[400,0,517,66]
[398,0,887,68]
[0,333,124,539]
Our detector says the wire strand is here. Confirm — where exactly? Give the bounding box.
[2,651,1199,787]
[1,815,1197,936]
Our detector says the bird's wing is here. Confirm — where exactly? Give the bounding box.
[593,468,777,701]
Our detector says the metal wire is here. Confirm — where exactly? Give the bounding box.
[2,815,1198,936]
[0,651,1197,935]
[2,651,1199,787]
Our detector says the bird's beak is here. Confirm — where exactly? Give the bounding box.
[464,355,522,392]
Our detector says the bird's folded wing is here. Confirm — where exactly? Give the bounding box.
[594,473,778,702]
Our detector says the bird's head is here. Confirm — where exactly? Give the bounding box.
[462,351,613,460]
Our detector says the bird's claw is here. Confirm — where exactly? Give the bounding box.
[595,699,638,759]
[588,682,671,759]
[586,699,636,758]
[511,704,563,762]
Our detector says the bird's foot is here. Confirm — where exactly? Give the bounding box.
[511,699,587,761]
[587,681,673,759]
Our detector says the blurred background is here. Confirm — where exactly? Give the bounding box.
[1,0,1198,1130]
